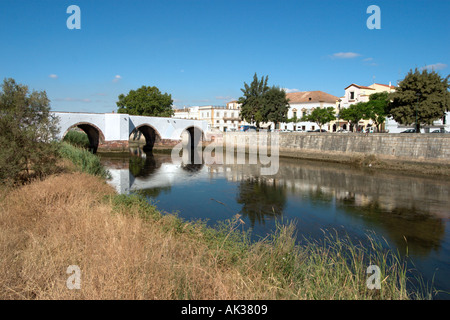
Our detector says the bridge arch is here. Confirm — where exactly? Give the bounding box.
[63,122,105,153]
[131,124,162,152]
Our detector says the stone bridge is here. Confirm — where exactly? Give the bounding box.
[52,112,210,152]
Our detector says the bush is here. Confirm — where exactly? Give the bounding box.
[0,78,59,185]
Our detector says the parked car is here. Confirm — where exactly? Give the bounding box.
[239,125,257,132]
[400,128,416,133]
[431,129,448,133]
[336,129,349,133]
[313,129,327,132]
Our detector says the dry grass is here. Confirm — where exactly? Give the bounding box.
[0,172,272,299]
[0,171,426,300]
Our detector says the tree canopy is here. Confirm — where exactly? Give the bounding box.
[388,68,450,132]
[238,73,289,128]
[301,107,336,131]
[0,78,59,184]
[117,85,174,117]
[339,102,369,132]
[364,92,389,132]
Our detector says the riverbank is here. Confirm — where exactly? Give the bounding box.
[0,144,433,299]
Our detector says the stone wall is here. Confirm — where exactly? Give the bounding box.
[221,132,450,164]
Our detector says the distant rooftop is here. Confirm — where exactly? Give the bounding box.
[286,90,339,104]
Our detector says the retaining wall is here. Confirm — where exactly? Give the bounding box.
[221,132,450,164]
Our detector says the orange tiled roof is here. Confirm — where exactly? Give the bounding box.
[286,91,339,104]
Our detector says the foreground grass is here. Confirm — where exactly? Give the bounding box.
[0,166,431,299]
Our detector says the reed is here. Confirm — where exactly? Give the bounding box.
[58,142,110,178]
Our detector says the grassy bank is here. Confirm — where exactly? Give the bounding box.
[58,142,110,178]
[0,154,432,299]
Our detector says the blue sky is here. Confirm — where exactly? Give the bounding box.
[0,0,449,112]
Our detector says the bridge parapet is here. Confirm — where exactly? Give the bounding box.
[52,111,209,153]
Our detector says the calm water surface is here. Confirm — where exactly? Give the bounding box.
[100,149,450,299]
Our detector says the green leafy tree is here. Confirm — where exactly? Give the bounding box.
[0,78,59,184]
[262,86,290,125]
[117,85,174,117]
[301,107,336,131]
[388,68,450,132]
[238,74,290,128]
[339,102,369,132]
[365,92,389,132]
[238,73,270,128]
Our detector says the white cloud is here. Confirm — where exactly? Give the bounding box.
[282,88,300,93]
[112,75,122,83]
[363,57,373,61]
[420,63,448,71]
[332,52,361,59]
[49,74,58,79]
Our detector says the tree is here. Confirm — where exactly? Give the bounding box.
[301,107,336,131]
[339,102,369,132]
[388,68,450,132]
[365,92,389,132]
[262,86,290,125]
[238,74,290,128]
[0,78,59,184]
[238,73,270,128]
[117,85,174,117]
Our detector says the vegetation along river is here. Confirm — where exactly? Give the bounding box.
[99,148,450,299]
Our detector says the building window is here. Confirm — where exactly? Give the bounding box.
[350,92,355,100]
[293,111,297,118]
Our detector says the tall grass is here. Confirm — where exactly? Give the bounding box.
[58,142,110,178]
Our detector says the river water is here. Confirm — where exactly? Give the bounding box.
[99,148,450,299]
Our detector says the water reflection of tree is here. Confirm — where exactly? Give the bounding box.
[336,197,445,257]
[137,186,172,199]
[236,178,286,227]
[129,152,161,178]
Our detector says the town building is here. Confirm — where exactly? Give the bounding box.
[173,102,249,132]
[335,83,396,132]
[281,91,339,131]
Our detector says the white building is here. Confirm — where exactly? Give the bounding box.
[280,91,339,131]
[336,83,396,132]
[173,101,249,132]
